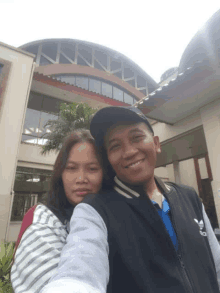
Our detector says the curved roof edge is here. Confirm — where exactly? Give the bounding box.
[19,38,158,91]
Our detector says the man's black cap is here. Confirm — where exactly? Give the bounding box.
[90,106,154,147]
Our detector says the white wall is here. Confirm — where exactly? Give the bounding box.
[154,166,169,180]
[155,164,175,182]
[155,159,199,194]
[18,143,57,166]
[7,222,21,242]
[152,110,202,143]
[0,43,35,242]
[179,159,199,194]
[200,98,220,224]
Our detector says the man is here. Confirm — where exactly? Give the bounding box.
[41,106,220,293]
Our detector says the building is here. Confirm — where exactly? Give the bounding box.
[1,9,220,242]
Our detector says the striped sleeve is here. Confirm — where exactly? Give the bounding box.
[11,204,68,293]
[40,203,109,293]
[203,204,220,290]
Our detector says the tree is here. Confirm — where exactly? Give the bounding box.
[40,102,98,155]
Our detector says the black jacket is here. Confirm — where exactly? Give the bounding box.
[83,181,219,293]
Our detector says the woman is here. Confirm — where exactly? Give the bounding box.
[11,129,104,293]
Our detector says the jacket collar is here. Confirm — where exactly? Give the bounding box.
[113,175,171,200]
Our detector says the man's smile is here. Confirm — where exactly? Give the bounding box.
[125,158,145,169]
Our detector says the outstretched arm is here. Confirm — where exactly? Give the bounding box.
[40,203,109,293]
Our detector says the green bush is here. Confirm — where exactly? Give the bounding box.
[0,241,15,293]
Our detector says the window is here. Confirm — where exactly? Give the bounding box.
[11,167,52,221]
[42,96,61,114]
[40,55,52,66]
[50,74,138,108]
[124,93,134,105]
[89,78,101,94]
[23,108,41,138]
[59,75,76,85]
[22,93,59,145]
[27,92,43,111]
[75,77,89,90]
[113,87,123,102]
[102,82,112,98]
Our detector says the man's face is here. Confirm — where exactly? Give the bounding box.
[105,122,161,185]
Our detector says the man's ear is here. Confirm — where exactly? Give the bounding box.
[153,136,161,154]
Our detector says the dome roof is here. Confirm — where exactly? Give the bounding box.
[19,38,158,96]
[179,9,220,73]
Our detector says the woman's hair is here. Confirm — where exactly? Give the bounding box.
[47,129,103,222]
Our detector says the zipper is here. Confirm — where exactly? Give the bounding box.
[164,191,196,293]
[178,257,196,293]
[137,186,196,292]
[144,197,195,293]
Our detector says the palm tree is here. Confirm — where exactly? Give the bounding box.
[40,102,98,155]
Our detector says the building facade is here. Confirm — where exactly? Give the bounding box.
[0,39,158,242]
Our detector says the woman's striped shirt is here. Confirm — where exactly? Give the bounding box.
[11,204,69,293]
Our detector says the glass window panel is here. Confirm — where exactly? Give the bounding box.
[77,56,89,67]
[42,43,57,61]
[31,174,41,183]
[94,50,107,68]
[27,92,43,111]
[39,112,58,136]
[22,134,38,144]
[33,168,52,176]
[15,172,32,182]
[16,166,34,174]
[61,44,75,61]
[60,75,76,85]
[42,96,61,114]
[23,108,41,137]
[78,44,92,64]
[36,138,48,145]
[60,54,72,64]
[75,77,89,90]
[89,79,101,94]
[102,82,112,98]
[124,93,134,105]
[11,167,52,221]
[11,193,28,221]
[113,87,123,102]
[37,174,51,182]
[40,55,52,66]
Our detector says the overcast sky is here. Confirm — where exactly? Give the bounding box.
[1,0,220,82]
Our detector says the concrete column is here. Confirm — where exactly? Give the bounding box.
[173,161,181,184]
[200,98,220,224]
[0,43,35,242]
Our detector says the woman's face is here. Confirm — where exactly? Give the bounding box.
[62,142,103,205]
